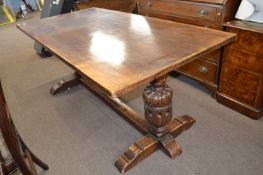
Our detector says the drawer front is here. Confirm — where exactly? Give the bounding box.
[223,47,263,74]
[219,80,257,106]
[177,58,217,83]
[140,0,222,23]
[226,27,263,56]
[140,11,222,29]
[220,63,260,93]
[201,49,220,63]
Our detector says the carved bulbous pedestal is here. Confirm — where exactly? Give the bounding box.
[143,76,173,137]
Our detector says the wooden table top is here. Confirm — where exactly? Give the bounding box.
[17,8,235,97]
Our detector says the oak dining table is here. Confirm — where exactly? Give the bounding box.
[17,8,236,173]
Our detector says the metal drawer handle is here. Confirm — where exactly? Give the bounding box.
[147,0,152,7]
[199,66,208,74]
[199,9,208,16]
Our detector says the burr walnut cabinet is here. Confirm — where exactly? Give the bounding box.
[217,20,263,120]
[138,0,241,96]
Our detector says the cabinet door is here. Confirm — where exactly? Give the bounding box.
[219,27,263,108]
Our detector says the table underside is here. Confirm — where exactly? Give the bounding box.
[50,72,195,173]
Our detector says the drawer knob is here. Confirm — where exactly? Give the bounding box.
[199,10,208,16]
[147,0,152,7]
[199,66,208,74]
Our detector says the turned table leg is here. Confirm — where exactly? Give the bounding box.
[143,75,183,158]
[115,75,196,173]
[143,75,173,137]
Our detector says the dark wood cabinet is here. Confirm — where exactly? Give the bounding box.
[137,0,263,119]
[138,0,241,96]
[73,0,137,13]
[217,20,263,119]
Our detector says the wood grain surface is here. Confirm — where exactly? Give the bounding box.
[17,8,235,97]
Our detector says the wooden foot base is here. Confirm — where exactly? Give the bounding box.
[115,115,195,173]
[51,73,196,173]
[115,134,158,173]
[160,133,182,159]
[50,75,80,95]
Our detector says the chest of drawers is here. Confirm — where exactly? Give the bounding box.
[217,20,263,119]
[138,0,241,96]
[73,0,137,13]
